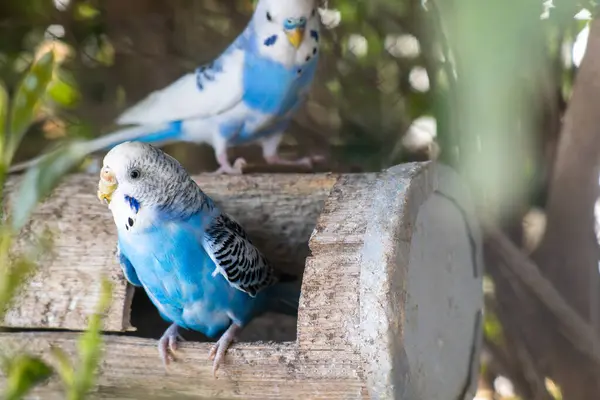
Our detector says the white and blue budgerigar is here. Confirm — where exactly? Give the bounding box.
[12,0,322,175]
[97,141,301,375]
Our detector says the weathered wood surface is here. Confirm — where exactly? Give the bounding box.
[2,174,338,332]
[0,162,484,399]
[0,333,367,399]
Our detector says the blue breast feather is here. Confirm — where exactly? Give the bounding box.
[241,53,299,116]
[240,22,317,116]
[223,37,320,144]
[244,54,319,141]
[118,213,270,338]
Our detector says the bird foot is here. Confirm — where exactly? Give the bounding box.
[265,154,324,169]
[209,157,247,175]
[158,324,184,367]
[208,324,241,378]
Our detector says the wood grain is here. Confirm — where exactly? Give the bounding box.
[299,174,381,355]
[0,163,484,399]
[0,332,367,399]
[2,173,338,332]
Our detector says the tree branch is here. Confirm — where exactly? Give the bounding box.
[484,222,600,366]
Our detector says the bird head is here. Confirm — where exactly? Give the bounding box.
[97,141,192,209]
[251,0,320,65]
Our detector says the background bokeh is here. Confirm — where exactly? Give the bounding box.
[2,0,599,398]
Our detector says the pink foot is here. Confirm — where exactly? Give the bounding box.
[208,324,241,378]
[158,324,184,366]
[209,157,247,175]
[264,154,324,169]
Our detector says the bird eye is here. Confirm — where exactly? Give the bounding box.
[129,169,141,179]
[299,17,307,24]
[266,11,273,21]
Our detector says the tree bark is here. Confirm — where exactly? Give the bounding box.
[529,17,600,398]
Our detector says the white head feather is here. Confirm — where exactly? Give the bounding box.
[99,142,205,233]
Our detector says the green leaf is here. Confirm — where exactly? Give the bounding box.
[50,346,75,388]
[7,51,55,161]
[361,22,384,60]
[75,3,100,20]
[69,277,112,400]
[338,1,359,23]
[96,35,115,67]
[0,82,7,163]
[10,142,88,231]
[325,79,342,97]
[47,78,80,108]
[64,119,95,140]
[1,354,53,400]
[406,91,430,120]
[0,253,36,321]
[483,309,504,346]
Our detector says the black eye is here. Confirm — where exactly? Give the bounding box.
[266,11,272,21]
[129,169,141,179]
[311,8,316,17]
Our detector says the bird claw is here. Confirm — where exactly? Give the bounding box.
[208,324,240,378]
[310,154,326,164]
[232,157,247,172]
[295,157,313,168]
[208,342,228,378]
[209,157,247,175]
[158,324,183,367]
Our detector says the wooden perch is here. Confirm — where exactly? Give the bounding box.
[0,162,483,399]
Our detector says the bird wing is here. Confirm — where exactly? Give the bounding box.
[200,213,277,297]
[116,37,247,126]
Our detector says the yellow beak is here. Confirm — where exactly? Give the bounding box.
[286,27,305,49]
[97,167,117,205]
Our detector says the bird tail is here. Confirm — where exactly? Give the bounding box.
[9,121,184,174]
[265,278,302,317]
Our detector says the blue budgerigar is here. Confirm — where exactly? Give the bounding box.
[97,141,301,375]
[12,0,322,175]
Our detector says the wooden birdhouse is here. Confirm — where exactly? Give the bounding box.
[0,162,484,399]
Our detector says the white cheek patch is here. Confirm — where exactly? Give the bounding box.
[109,193,153,234]
[296,30,319,65]
[258,34,296,67]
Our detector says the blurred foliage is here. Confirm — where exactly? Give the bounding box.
[0,0,597,398]
[50,279,112,400]
[0,49,112,399]
[0,0,588,176]
[7,51,55,161]
[1,354,53,400]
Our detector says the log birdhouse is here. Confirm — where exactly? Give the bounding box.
[0,162,484,399]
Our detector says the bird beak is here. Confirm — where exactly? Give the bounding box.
[97,166,117,205]
[286,27,305,49]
